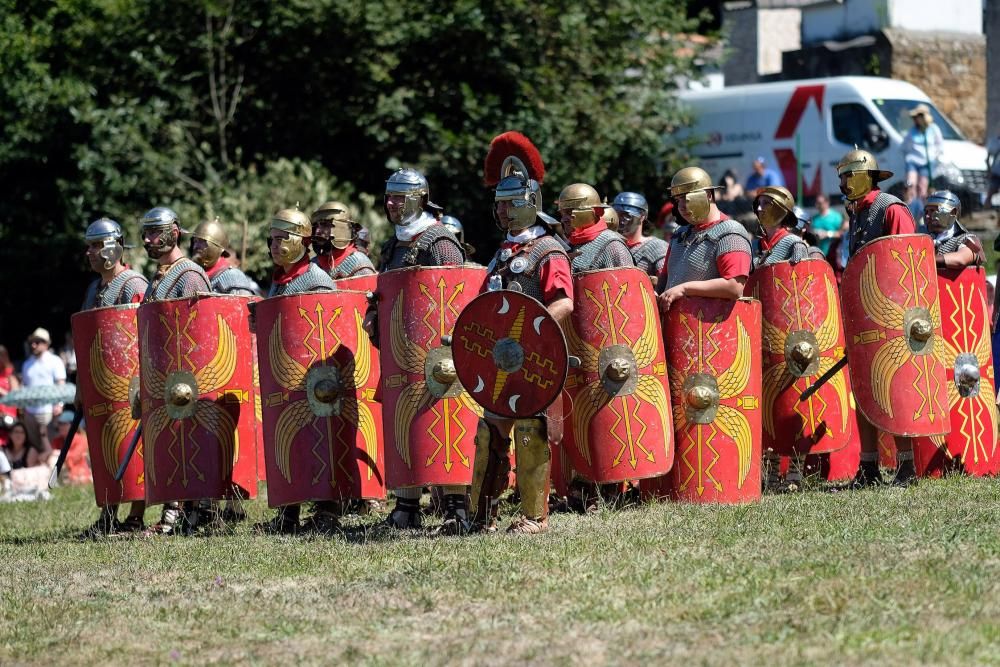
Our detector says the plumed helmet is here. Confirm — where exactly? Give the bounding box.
[85,217,125,270]
[836,148,893,182]
[668,167,722,198]
[140,206,182,231]
[485,132,547,233]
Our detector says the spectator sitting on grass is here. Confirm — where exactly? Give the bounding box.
[2,421,46,469]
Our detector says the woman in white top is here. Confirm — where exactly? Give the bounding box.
[902,103,944,207]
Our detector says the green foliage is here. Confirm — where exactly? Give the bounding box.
[0,0,711,352]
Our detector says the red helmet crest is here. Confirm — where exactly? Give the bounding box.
[483,131,545,186]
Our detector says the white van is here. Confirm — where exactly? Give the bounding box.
[679,76,989,210]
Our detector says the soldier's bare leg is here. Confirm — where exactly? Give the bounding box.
[470,417,513,532]
[386,487,423,529]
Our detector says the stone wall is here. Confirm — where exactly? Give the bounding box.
[782,28,986,143]
[885,29,986,143]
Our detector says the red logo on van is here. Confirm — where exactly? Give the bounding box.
[774,84,825,198]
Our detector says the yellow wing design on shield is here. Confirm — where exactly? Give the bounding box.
[194,314,237,394]
[634,374,671,457]
[715,319,752,488]
[632,286,661,369]
[269,313,308,392]
[140,406,170,487]
[90,330,131,401]
[140,325,166,398]
[860,256,905,330]
[562,319,600,374]
[101,408,138,478]
[273,399,314,483]
[350,310,372,388]
[390,291,427,374]
[393,381,431,469]
[815,276,842,351]
[193,401,237,479]
[571,382,608,466]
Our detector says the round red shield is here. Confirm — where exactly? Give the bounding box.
[71,304,144,507]
[138,294,258,504]
[841,234,950,436]
[377,266,487,488]
[663,297,762,504]
[562,268,672,483]
[453,290,568,419]
[746,259,853,457]
[255,289,385,507]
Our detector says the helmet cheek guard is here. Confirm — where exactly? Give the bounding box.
[680,190,711,224]
[99,238,123,271]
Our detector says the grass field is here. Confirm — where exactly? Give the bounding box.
[1,477,998,666]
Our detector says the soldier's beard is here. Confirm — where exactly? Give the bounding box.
[144,229,176,259]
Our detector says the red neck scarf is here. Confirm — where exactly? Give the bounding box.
[568,221,608,246]
[206,258,231,280]
[760,227,789,251]
[314,253,334,272]
[272,255,311,285]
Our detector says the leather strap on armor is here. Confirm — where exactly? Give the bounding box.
[487,235,568,301]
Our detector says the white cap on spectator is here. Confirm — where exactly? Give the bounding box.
[28,328,51,344]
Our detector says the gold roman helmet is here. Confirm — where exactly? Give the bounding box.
[601,198,619,232]
[555,183,602,230]
[311,200,356,250]
[189,218,230,270]
[269,206,311,268]
[669,166,721,225]
[753,185,796,231]
[836,148,893,201]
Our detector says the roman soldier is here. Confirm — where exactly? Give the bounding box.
[836,149,921,488]
[556,184,634,273]
[189,219,260,296]
[612,191,667,285]
[750,186,810,269]
[141,207,211,302]
[255,207,337,535]
[138,206,212,535]
[926,190,985,269]
[310,201,377,280]
[469,131,573,535]
[441,215,477,262]
[77,218,149,538]
[370,168,468,531]
[656,167,753,310]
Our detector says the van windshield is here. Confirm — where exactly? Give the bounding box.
[871,99,964,141]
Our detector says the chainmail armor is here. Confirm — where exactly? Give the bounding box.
[210,265,260,296]
[630,236,668,279]
[378,224,465,271]
[81,269,148,310]
[754,233,810,269]
[332,250,376,279]
[144,258,211,302]
[487,235,569,302]
[268,262,337,297]
[850,191,906,256]
[664,220,752,290]
[569,230,634,273]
